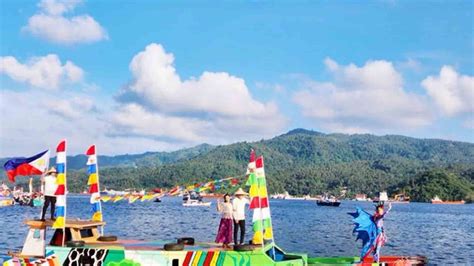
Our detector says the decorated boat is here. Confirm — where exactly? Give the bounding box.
[2,144,428,266]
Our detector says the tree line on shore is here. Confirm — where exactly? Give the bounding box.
[5,129,474,202]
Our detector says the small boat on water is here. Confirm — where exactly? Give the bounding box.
[0,196,14,207]
[431,195,465,204]
[183,199,212,207]
[316,200,341,207]
[316,194,341,207]
[182,191,212,207]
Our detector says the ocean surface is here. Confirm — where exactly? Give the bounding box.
[1,195,473,265]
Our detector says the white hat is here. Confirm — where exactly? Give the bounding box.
[234,188,248,196]
[45,167,57,174]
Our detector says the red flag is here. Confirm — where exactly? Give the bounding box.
[56,140,66,152]
[86,145,96,156]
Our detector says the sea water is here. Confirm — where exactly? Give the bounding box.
[0,195,473,264]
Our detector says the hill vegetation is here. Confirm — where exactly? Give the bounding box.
[4,129,474,202]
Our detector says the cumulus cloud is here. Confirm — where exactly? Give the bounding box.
[44,96,96,119]
[0,90,178,157]
[114,43,286,143]
[23,0,107,44]
[422,66,474,117]
[0,54,83,89]
[293,58,433,133]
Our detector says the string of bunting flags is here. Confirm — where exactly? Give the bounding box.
[98,175,244,203]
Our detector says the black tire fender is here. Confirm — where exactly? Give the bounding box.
[97,235,118,242]
[177,237,195,245]
[164,243,185,251]
[66,240,85,247]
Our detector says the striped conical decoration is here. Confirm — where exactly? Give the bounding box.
[52,140,66,229]
[246,150,273,244]
[86,145,102,222]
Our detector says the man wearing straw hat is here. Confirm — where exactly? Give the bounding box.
[232,188,249,245]
[40,167,58,221]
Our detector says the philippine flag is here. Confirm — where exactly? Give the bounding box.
[3,150,50,182]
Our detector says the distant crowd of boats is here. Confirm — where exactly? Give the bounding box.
[1,183,467,209]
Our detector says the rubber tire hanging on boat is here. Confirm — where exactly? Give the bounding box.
[177,237,195,245]
[234,244,256,252]
[66,240,85,247]
[164,243,184,251]
[98,235,118,242]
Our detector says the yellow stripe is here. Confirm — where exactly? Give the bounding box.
[210,251,219,266]
[52,216,65,229]
[88,173,98,185]
[249,184,258,197]
[192,250,202,266]
[56,173,65,185]
[252,231,263,245]
[264,227,273,239]
[92,212,102,221]
[258,186,268,197]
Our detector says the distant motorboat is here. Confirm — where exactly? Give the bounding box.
[182,191,211,207]
[316,200,341,207]
[316,194,341,207]
[354,194,370,201]
[431,195,465,204]
[270,191,314,200]
[182,200,212,207]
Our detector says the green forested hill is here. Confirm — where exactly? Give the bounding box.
[4,129,474,202]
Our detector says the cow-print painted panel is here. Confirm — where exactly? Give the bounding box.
[63,248,109,266]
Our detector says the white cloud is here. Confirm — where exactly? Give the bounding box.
[0,90,178,157]
[115,43,286,143]
[44,96,96,119]
[23,0,107,44]
[422,66,474,117]
[293,58,433,133]
[0,54,83,89]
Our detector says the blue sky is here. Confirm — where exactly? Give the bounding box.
[0,0,473,156]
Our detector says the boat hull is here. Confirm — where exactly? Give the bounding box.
[3,242,428,266]
[431,200,465,204]
[0,198,14,207]
[316,201,341,207]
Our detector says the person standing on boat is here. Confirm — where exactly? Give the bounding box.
[215,193,233,248]
[373,202,392,262]
[40,167,58,221]
[232,188,249,245]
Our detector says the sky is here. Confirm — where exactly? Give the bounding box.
[0,0,473,157]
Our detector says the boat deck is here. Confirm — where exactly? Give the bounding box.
[77,239,232,251]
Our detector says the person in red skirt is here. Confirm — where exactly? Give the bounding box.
[215,193,233,248]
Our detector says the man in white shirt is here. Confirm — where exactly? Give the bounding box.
[41,167,58,221]
[232,188,249,245]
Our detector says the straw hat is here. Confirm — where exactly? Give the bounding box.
[46,167,57,174]
[234,188,248,196]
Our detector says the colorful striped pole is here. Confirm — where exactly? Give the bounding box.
[86,144,103,235]
[52,140,67,247]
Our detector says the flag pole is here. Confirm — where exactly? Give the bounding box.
[39,150,50,219]
[264,172,276,260]
[96,145,104,236]
[62,141,67,247]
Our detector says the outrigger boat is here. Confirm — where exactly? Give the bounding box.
[2,218,428,266]
[2,145,427,265]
